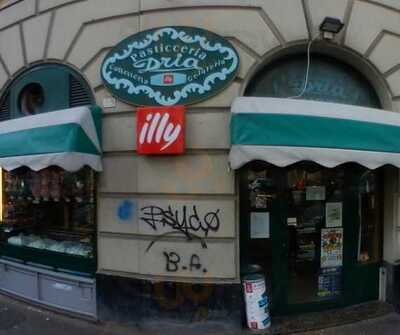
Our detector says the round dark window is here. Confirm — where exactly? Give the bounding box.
[18,83,45,116]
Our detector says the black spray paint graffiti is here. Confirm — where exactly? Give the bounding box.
[163,251,207,273]
[140,205,220,251]
[141,205,220,237]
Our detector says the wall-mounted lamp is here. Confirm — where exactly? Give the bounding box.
[319,17,344,40]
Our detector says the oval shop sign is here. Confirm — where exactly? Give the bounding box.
[101,26,240,106]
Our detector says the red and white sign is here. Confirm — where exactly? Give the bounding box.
[136,106,185,155]
[163,74,174,85]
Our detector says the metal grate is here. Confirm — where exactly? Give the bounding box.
[69,75,92,107]
[0,91,10,121]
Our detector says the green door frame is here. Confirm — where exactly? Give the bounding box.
[241,52,384,315]
[239,163,383,315]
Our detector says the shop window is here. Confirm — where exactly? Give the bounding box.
[0,64,96,276]
[1,167,96,273]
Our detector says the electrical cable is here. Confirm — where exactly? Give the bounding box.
[287,33,321,99]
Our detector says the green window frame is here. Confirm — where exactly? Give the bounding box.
[0,63,94,120]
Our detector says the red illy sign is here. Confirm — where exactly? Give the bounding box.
[136,106,185,154]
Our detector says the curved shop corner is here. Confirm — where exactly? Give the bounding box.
[0,0,400,331]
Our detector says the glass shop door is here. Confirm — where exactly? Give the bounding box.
[240,162,383,315]
[284,163,347,311]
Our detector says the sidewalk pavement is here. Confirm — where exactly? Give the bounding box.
[0,293,399,335]
[300,313,400,335]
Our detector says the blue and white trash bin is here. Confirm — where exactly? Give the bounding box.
[243,273,271,330]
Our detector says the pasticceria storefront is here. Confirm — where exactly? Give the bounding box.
[0,0,400,329]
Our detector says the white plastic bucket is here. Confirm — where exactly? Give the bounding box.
[243,273,271,330]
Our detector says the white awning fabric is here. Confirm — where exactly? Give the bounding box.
[230,97,400,170]
[0,106,102,171]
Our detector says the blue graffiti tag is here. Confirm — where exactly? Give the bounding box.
[117,200,136,222]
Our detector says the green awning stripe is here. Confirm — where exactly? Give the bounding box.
[0,123,100,158]
[231,113,400,153]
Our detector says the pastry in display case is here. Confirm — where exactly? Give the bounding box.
[0,166,96,274]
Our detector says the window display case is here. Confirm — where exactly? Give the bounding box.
[0,166,96,275]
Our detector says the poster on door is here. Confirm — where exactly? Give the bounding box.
[318,267,342,300]
[320,228,343,268]
[250,212,270,239]
[325,202,342,227]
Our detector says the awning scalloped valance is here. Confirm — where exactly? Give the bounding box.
[0,106,102,172]
[230,97,400,170]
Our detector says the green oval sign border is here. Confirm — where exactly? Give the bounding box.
[101,26,240,106]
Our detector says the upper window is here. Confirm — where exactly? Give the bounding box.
[18,83,45,116]
[245,54,381,108]
[0,64,93,120]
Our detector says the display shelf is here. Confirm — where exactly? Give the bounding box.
[297,228,317,234]
[0,242,96,275]
[249,208,273,212]
[0,166,97,275]
[5,196,95,204]
[44,228,94,243]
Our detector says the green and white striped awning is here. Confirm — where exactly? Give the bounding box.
[230,97,400,170]
[0,106,102,172]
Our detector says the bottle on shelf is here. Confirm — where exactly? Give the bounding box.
[39,169,50,201]
[49,169,62,202]
[30,171,41,203]
[63,172,74,202]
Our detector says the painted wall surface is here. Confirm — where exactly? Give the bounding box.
[0,0,400,283]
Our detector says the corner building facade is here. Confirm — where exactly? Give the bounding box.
[0,0,400,329]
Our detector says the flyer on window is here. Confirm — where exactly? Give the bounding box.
[250,212,270,239]
[306,186,325,201]
[321,228,343,268]
[318,267,342,300]
[325,202,342,227]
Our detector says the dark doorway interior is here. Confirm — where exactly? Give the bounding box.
[240,161,383,315]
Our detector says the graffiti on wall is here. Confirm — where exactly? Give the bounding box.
[140,203,222,276]
[114,199,233,277]
[140,204,220,241]
[117,200,136,222]
[163,251,207,273]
